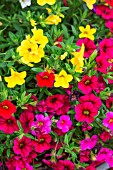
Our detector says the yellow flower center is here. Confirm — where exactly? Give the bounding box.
[109,119,113,123]
[85,80,90,85]
[20,143,24,148]
[83,110,90,115]
[62,120,65,124]
[38,122,43,126]
[43,76,49,79]
[3,105,8,109]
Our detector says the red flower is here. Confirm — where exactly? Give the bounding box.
[36,71,55,88]
[106,21,113,33]
[19,111,34,133]
[0,100,16,118]
[62,0,68,6]
[100,131,112,142]
[33,134,51,153]
[13,136,32,157]
[106,0,113,7]
[55,35,63,48]
[106,97,113,109]
[54,160,75,170]
[78,75,98,94]
[80,150,90,163]
[75,102,98,123]
[0,116,19,134]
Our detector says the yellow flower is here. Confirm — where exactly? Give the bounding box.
[17,39,45,66]
[79,25,96,40]
[0,76,2,81]
[37,0,56,6]
[83,0,96,9]
[30,19,37,27]
[31,29,48,48]
[71,43,85,73]
[60,52,68,60]
[46,8,52,14]
[45,15,61,25]
[54,70,73,88]
[4,69,26,88]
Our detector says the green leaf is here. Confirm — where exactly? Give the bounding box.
[57,147,63,156]
[64,134,68,144]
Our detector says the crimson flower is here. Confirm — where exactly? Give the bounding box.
[106,0,113,7]
[106,21,113,33]
[106,97,113,109]
[78,75,98,94]
[0,100,16,118]
[55,35,63,48]
[13,136,32,157]
[36,71,55,88]
[75,102,98,123]
[54,160,75,170]
[0,116,19,134]
[33,134,51,153]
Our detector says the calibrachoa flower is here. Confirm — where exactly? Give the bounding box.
[19,111,34,133]
[0,116,19,134]
[96,148,113,161]
[31,28,48,47]
[16,162,33,170]
[4,68,26,88]
[33,134,52,153]
[45,15,62,25]
[106,0,113,7]
[19,0,31,8]
[31,114,52,135]
[75,102,98,123]
[83,0,96,9]
[57,115,72,133]
[103,112,113,131]
[106,97,113,109]
[80,135,98,150]
[76,38,96,58]
[79,93,102,109]
[100,131,112,142]
[79,25,96,40]
[54,160,75,170]
[80,150,90,163]
[13,136,32,157]
[54,70,73,88]
[106,21,113,33]
[71,43,84,73]
[36,71,55,88]
[78,75,98,94]
[0,100,16,118]
[37,0,56,6]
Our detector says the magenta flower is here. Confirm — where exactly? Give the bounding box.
[16,163,33,170]
[0,116,19,134]
[95,76,106,94]
[95,55,110,74]
[23,151,37,163]
[103,112,113,130]
[54,160,75,170]
[82,122,92,132]
[108,64,113,84]
[107,155,113,168]
[80,135,98,150]
[57,115,72,133]
[80,150,90,163]
[13,136,32,157]
[106,97,113,109]
[36,100,47,113]
[32,134,51,153]
[31,114,52,135]
[106,21,113,33]
[76,38,96,58]
[75,102,98,123]
[78,75,98,94]
[19,111,34,133]
[79,93,102,109]
[100,131,112,142]
[96,148,113,161]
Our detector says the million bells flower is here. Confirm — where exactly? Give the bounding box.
[45,15,62,25]
[54,70,73,88]
[37,0,56,6]
[83,0,96,10]
[4,69,26,88]
[79,25,96,41]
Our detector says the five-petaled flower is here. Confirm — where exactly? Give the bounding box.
[37,0,56,6]
[79,25,96,40]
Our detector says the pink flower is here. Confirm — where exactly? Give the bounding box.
[108,64,113,84]
[103,112,113,130]
[78,75,98,94]
[75,102,98,123]
[79,93,102,109]
[95,76,106,94]
[95,5,113,20]
[54,160,75,170]
[16,163,33,170]
[19,111,34,133]
[13,136,32,157]
[57,115,72,133]
[100,131,112,142]
[82,122,92,132]
[80,135,98,150]
[96,148,113,161]
[46,94,64,112]
[99,38,113,59]
[106,96,113,109]
[23,151,37,163]
[33,134,51,153]
[31,114,52,135]
[106,21,113,33]
[76,38,96,58]
[80,150,90,163]
[36,100,47,113]
[107,155,113,168]
[0,116,19,134]
[95,55,110,74]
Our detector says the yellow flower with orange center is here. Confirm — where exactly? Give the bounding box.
[4,69,26,88]
[54,70,73,88]
[79,25,96,40]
